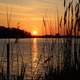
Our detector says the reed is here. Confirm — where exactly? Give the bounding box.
[40,0,80,80]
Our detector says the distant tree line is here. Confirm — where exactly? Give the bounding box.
[0,26,31,38]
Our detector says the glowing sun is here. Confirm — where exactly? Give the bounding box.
[32,30,38,35]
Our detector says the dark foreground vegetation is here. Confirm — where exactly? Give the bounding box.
[43,66,80,80]
[0,38,80,80]
[0,26,31,38]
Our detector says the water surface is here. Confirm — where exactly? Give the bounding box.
[0,38,80,79]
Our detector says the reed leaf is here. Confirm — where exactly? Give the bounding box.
[79,0,80,4]
[75,3,79,18]
[64,9,67,25]
[68,1,73,10]
[64,0,66,7]
[60,16,62,28]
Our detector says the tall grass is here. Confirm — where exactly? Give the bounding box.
[40,0,80,80]
[0,6,27,80]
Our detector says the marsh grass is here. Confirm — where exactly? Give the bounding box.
[40,0,80,80]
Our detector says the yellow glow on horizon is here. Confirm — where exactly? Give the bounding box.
[32,30,38,35]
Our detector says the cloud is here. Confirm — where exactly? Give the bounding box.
[0,0,32,6]
[0,0,64,25]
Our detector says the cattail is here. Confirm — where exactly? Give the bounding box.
[43,17,47,34]
[79,0,80,4]
[43,17,46,28]
[64,9,67,25]
[64,0,66,7]
[77,18,80,31]
[75,3,79,18]
[68,1,72,10]
[71,3,73,16]
[60,16,62,28]
[70,3,74,34]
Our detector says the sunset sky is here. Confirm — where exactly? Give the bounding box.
[0,0,64,35]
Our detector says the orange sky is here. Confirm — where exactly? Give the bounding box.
[0,0,65,35]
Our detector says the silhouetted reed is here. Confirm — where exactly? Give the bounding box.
[40,0,80,80]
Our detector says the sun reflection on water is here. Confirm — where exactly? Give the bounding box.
[32,38,38,72]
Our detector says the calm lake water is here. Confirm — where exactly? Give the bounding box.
[0,38,80,79]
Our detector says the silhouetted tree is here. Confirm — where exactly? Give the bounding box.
[0,26,31,38]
